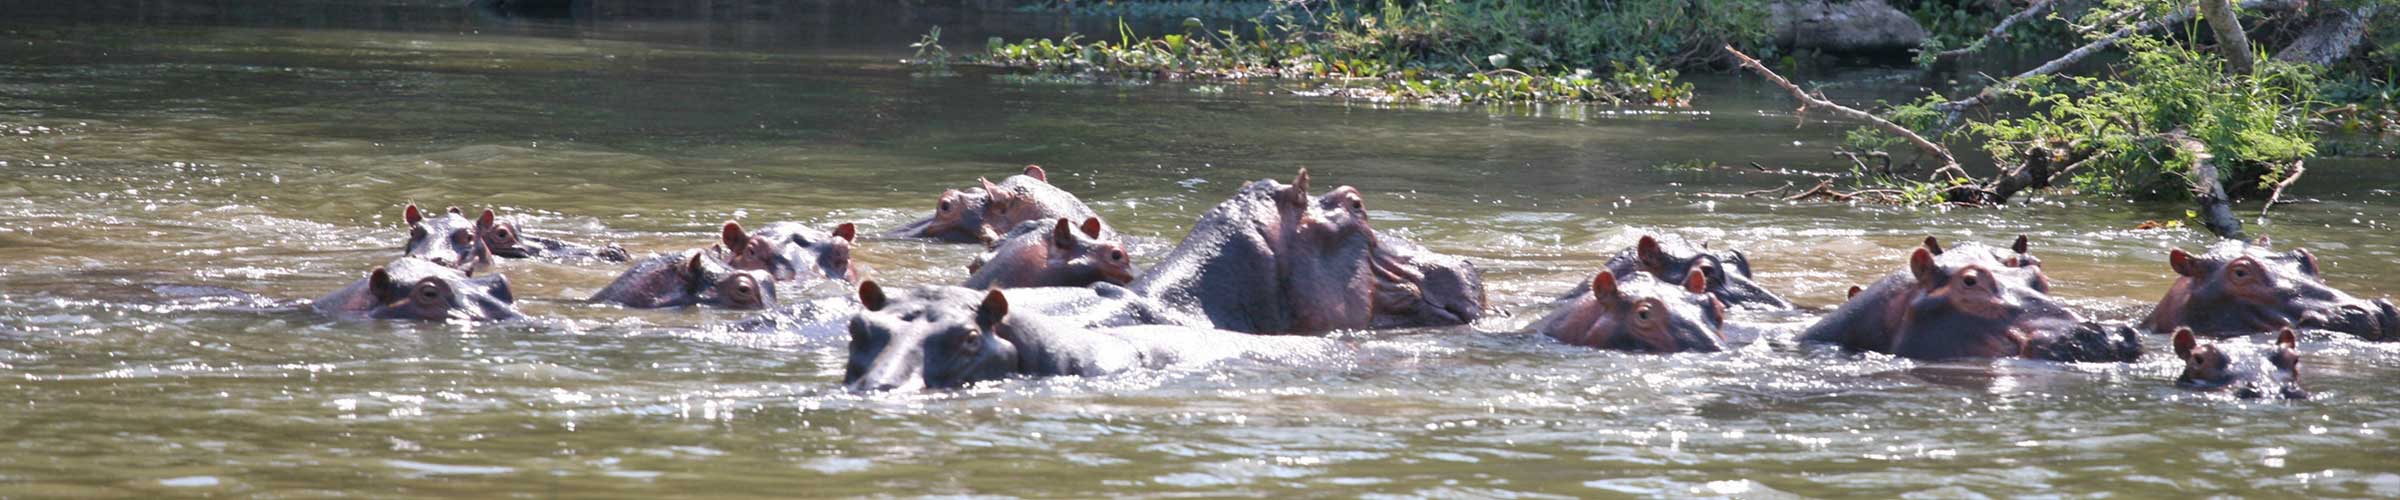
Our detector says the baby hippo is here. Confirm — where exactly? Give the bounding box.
[718,221,859,283]
[2143,238,2397,341]
[313,257,522,321]
[1801,236,2142,362]
[1535,269,1727,353]
[964,217,1136,289]
[589,250,776,310]
[891,165,1107,244]
[476,208,630,263]
[400,204,498,274]
[844,281,1340,392]
[2173,327,2307,399]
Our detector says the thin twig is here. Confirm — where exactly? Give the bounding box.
[2260,160,2306,218]
[1724,45,1960,173]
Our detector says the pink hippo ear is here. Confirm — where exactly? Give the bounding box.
[975,289,1011,333]
[1022,164,1047,182]
[1683,268,1709,295]
[721,222,750,256]
[404,204,425,225]
[1591,271,1620,300]
[857,280,887,311]
[684,252,709,279]
[369,267,396,302]
[832,223,857,242]
[1908,247,1939,283]
[2168,248,2197,277]
[2276,328,2299,349]
[1080,217,1103,239]
[2012,235,2030,255]
[476,209,498,232]
[1921,236,1944,255]
[2290,248,2320,277]
[2172,327,2198,359]
[1050,218,1077,249]
[1636,235,1667,272]
[1846,285,1863,300]
[1278,168,1313,206]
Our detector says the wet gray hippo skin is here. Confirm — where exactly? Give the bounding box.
[312,257,522,321]
[1536,269,1727,353]
[589,249,775,310]
[1125,170,1486,334]
[2142,239,2398,341]
[964,217,1136,290]
[719,221,859,283]
[399,204,497,274]
[2174,327,2307,399]
[479,211,630,263]
[889,165,1104,244]
[1600,234,1790,310]
[1800,237,2141,362]
[843,282,1342,392]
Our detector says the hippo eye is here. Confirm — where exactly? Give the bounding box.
[1350,200,1364,211]
[1110,250,1126,262]
[1637,310,1650,321]
[1961,275,1979,288]
[451,230,472,245]
[939,200,953,212]
[2233,268,2249,279]
[493,228,512,242]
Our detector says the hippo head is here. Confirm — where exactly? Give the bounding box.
[966,217,1137,289]
[1368,233,1488,329]
[474,208,535,259]
[976,165,1056,236]
[2146,240,2397,341]
[1544,269,1727,353]
[1615,234,1791,309]
[1272,170,1383,331]
[1889,238,2129,360]
[356,257,521,321]
[844,281,1020,392]
[664,252,777,310]
[400,204,495,273]
[720,221,859,282]
[911,187,993,244]
[1052,217,1138,286]
[2174,327,2307,399]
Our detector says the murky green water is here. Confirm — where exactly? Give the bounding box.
[5,2,2400,497]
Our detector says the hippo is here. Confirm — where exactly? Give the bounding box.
[1124,169,1486,334]
[2142,239,2397,341]
[964,217,1136,289]
[589,249,776,310]
[718,221,859,283]
[400,204,496,274]
[1588,234,1790,310]
[1536,269,1727,353]
[312,257,522,321]
[890,165,1104,244]
[477,209,630,263]
[2173,327,2307,399]
[1800,237,2141,362]
[843,281,1342,392]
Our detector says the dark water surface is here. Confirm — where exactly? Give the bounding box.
[5,1,2400,497]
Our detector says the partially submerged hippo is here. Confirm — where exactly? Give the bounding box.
[1125,170,1486,334]
[400,204,496,274]
[479,210,630,263]
[964,217,1136,289]
[719,221,859,283]
[1536,269,1726,353]
[843,281,1341,392]
[1801,237,2141,362]
[890,165,1103,244]
[2142,239,2397,341]
[1559,234,1790,310]
[589,249,776,310]
[312,257,522,321]
[2173,327,2307,399]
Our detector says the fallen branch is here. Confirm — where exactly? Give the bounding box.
[2274,4,2381,66]
[2168,132,2246,239]
[1696,181,1798,198]
[2259,160,2305,219]
[1724,45,1960,173]
[1932,0,2059,63]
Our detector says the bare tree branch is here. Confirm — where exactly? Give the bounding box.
[2198,0,2257,74]
[1936,0,2302,117]
[1723,45,1959,173]
[1932,0,2059,63]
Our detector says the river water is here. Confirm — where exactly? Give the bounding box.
[4,1,2399,497]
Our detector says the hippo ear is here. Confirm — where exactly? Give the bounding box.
[2254,235,2273,247]
[1051,218,1077,249]
[721,222,749,255]
[832,223,857,242]
[2290,248,2320,277]
[2172,327,2198,360]
[1921,236,1944,255]
[975,289,1010,333]
[2276,328,2298,349]
[684,253,710,280]
[1080,217,1103,239]
[2011,235,2030,255]
[1908,247,1939,283]
[2168,248,2197,277]
[446,206,463,215]
[1683,268,1709,295]
[1636,235,1667,272]
[403,204,424,225]
[369,267,396,302]
[1591,272,1620,299]
[1847,285,1862,300]
[1022,164,1047,182]
[1292,168,1311,195]
[476,209,498,232]
[857,280,887,311]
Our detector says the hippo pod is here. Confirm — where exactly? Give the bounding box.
[844,281,1344,392]
[1126,169,1486,334]
[890,165,1108,244]
[1536,268,1727,353]
[2143,238,2398,341]
[312,257,522,321]
[2173,327,2307,399]
[965,217,1136,289]
[718,220,860,283]
[589,249,776,310]
[401,204,629,270]
[1801,236,2141,362]
[1585,234,1790,310]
